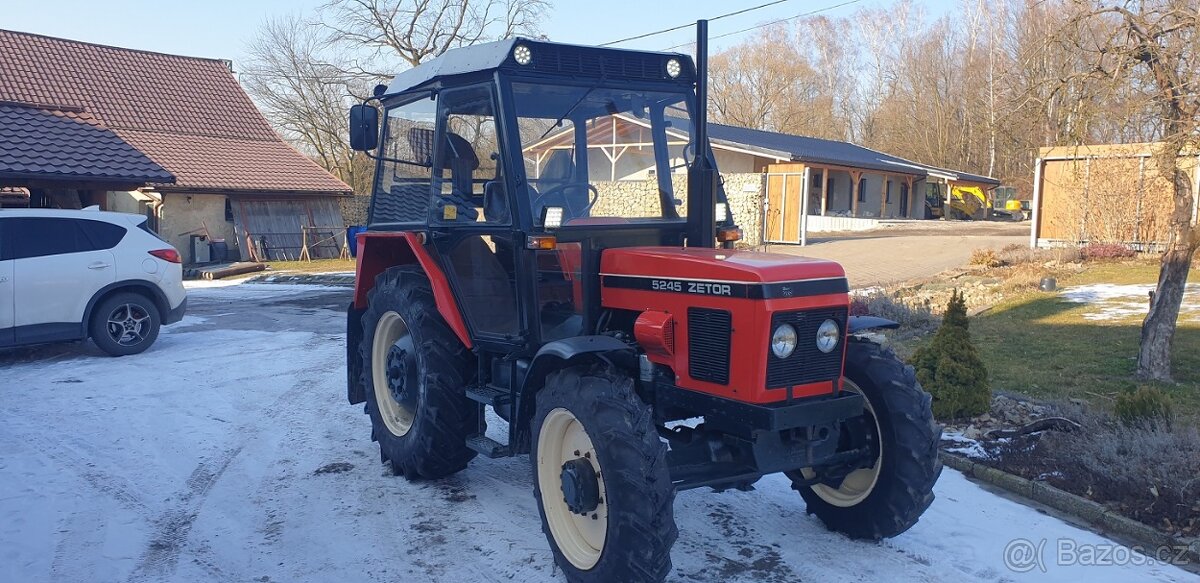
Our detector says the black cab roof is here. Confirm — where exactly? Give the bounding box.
[383,38,697,97]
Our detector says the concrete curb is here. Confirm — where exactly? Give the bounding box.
[246,273,354,287]
[939,451,1200,564]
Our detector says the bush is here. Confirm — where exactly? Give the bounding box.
[848,289,937,333]
[911,290,991,419]
[969,248,1004,268]
[995,244,1084,267]
[1081,242,1135,261]
[1114,386,1175,429]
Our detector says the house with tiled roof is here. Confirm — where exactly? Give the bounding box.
[0,29,352,261]
[526,113,1001,245]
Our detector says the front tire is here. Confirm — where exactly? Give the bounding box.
[89,292,161,356]
[531,364,676,583]
[359,266,479,479]
[788,339,942,539]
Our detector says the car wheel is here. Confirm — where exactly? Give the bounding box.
[89,292,161,356]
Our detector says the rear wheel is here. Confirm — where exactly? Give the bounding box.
[788,339,942,539]
[359,266,479,479]
[531,364,676,583]
[89,292,161,356]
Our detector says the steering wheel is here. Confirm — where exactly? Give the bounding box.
[533,182,600,220]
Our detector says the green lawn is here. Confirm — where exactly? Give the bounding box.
[969,259,1200,418]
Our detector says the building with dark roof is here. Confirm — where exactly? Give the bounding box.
[0,29,352,261]
[527,114,1000,244]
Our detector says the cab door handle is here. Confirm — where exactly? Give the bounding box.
[88,262,112,270]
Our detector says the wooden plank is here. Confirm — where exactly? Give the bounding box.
[783,173,802,242]
[765,174,785,242]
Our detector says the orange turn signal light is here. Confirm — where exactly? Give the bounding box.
[526,235,557,250]
[716,227,742,243]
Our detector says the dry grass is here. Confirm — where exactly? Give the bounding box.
[264,258,356,274]
[989,410,1200,537]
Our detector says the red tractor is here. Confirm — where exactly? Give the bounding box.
[345,21,941,583]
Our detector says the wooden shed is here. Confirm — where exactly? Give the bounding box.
[1030,143,1200,248]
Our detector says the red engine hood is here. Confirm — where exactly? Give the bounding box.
[601,247,845,283]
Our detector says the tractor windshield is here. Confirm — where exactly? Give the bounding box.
[512,83,695,225]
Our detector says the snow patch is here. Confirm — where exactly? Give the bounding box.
[1059,283,1200,322]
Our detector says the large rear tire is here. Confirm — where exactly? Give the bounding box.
[359,266,479,479]
[530,364,676,583]
[788,339,942,539]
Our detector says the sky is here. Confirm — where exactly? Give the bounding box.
[2,0,956,72]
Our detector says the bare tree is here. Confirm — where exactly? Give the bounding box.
[318,0,549,74]
[708,26,828,136]
[1087,1,1198,381]
[244,1,549,195]
[1046,0,1199,381]
[243,14,375,194]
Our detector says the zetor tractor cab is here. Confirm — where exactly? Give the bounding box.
[346,23,941,583]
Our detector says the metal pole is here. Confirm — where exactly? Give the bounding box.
[686,19,716,248]
[1029,158,1044,249]
[800,167,811,246]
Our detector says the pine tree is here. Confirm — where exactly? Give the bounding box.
[911,290,990,419]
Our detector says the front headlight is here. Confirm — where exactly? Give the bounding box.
[816,319,840,353]
[771,323,798,359]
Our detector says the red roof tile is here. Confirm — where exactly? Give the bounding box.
[0,29,351,195]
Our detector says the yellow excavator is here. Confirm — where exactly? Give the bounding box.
[924,184,990,220]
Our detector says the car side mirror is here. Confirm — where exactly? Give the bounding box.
[349,104,379,152]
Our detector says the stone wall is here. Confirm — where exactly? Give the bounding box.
[721,173,766,246]
[588,172,766,246]
[340,194,371,226]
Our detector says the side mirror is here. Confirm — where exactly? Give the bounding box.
[349,104,379,152]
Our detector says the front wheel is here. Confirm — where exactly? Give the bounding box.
[788,339,942,539]
[530,365,676,583]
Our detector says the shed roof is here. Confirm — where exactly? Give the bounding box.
[0,29,351,195]
[0,102,174,185]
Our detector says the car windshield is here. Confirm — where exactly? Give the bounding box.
[512,83,695,225]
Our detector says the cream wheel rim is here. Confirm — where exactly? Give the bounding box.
[537,408,607,570]
[371,311,415,437]
[802,379,882,507]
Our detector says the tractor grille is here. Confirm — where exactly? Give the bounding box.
[765,308,848,389]
[687,308,731,385]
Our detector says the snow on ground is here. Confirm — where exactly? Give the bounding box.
[1060,283,1200,323]
[2,283,1196,582]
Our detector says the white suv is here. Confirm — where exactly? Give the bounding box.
[0,208,187,356]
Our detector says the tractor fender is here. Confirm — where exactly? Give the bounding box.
[352,231,472,348]
[847,315,900,333]
[511,335,635,453]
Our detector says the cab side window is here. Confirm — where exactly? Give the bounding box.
[433,86,509,225]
